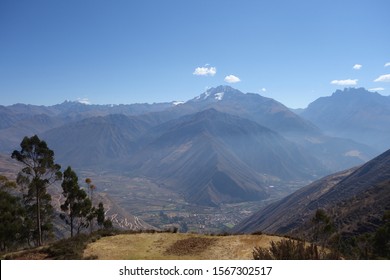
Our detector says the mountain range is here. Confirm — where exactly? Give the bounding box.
[125,109,325,206]
[301,87,390,150]
[1,86,387,207]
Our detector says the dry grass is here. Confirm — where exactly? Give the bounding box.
[83,233,284,260]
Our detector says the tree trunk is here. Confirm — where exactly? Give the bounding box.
[70,215,74,238]
[36,183,42,247]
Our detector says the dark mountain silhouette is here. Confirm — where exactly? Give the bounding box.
[233,148,390,237]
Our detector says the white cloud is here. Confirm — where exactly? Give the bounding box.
[353,64,362,70]
[261,88,267,92]
[384,62,390,67]
[330,79,358,86]
[374,74,390,82]
[193,65,216,76]
[369,87,385,92]
[76,98,91,104]
[224,75,241,83]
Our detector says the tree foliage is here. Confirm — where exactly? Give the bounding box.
[60,167,93,237]
[85,178,97,233]
[11,135,62,246]
[311,209,335,244]
[96,202,113,229]
[372,211,390,259]
[96,202,105,229]
[253,239,340,260]
[0,176,26,251]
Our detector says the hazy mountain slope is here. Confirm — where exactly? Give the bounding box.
[0,101,177,154]
[130,131,269,206]
[42,114,152,170]
[301,87,390,150]
[172,86,376,170]
[234,149,390,236]
[0,113,65,153]
[148,108,325,177]
[296,134,377,171]
[127,109,326,206]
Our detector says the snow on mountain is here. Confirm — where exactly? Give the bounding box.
[214,92,224,101]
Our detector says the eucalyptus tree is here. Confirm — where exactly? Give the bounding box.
[60,166,93,237]
[12,135,62,246]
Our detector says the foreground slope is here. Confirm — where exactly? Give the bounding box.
[83,232,284,260]
[234,149,390,236]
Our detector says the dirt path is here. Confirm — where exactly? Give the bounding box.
[83,233,284,260]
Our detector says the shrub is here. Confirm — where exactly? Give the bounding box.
[44,234,91,260]
[253,239,341,260]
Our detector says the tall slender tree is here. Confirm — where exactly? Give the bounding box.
[11,135,62,246]
[96,202,113,229]
[85,178,96,233]
[60,166,92,237]
[96,202,105,229]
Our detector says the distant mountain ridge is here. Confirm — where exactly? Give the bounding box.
[0,100,176,153]
[178,85,320,135]
[301,87,390,150]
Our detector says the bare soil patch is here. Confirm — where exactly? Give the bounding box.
[164,237,217,256]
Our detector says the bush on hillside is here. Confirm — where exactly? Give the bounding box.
[253,239,341,260]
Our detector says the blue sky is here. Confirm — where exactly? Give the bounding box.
[1,0,389,108]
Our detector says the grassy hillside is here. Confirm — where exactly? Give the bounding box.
[3,231,284,260]
[83,232,284,260]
